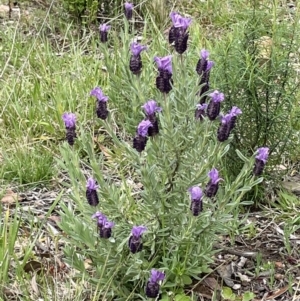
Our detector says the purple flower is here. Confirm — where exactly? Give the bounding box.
[103,220,115,229]
[169,12,191,54]
[256,147,269,163]
[142,100,161,136]
[209,90,225,103]
[99,24,111,43]
[200,49,209,60]
[207,90,224,120]
[145,269,165,298]
[170,12,191,30]
[253,147,269,176]
[207,61,214,71]
[90,87,108,102]
[229,106,242,117]
[129,225,147,254]
[188,186,202,201]
[130,42,147,56]
[137,120,153,137]
[205,168,222,198]
[154,55,173,74]
[195,103,207,120]
[188,186,203,216]
[216,106,242,141]
[154,56,173,93]
[86,178,99,206]
[196,49,214,75]
[99,23,111,33]
[62,113,77,146]
[129,42,147,75]
[170,12,181,25]
[124,2,133,19]
[131,225,147,237]
[86,178,99,190]
[208,168,222,184]
[90,87,109,119]
[92,211,105,219]
[62,113,76,129]
[149,269,165,283]
[92,212,114,238]
[142,100,162,116]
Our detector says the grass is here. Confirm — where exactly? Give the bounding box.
[1,0,300,300]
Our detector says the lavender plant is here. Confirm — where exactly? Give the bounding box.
[57,12,269,300]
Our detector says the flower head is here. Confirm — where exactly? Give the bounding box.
[146,269,165,298]
[62,112,76,129]
[130,42,147,56]
[209,90,225,103]
[149,269,165,283]
[142,100,162,116]
[131,225,147,238]
[154,55,173,74]
[256,147,269,163]
[86,178,99,190]
[124,2,133,19]
[99,23,111,33]
[188,186,203,201]
[92,212,114,238]
[208,168,222,184]
[90,87,108,102]
[137,120,153,137]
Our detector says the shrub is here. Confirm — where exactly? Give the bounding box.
[213,1,300,178]
[56,10,268,300]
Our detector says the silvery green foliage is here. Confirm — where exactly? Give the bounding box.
[56,22,265,301]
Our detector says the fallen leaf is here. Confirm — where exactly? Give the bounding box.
[24,260,43,273]
[31,274,39,295]
[265,285,289,300]
[203,277,221,290]
[1,190,21,204]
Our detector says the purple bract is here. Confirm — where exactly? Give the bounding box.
[142,100,162,115]
[125,2,133,11]
[130,42,147,56]
[170,12,192,30]
[131,225,147,238]
[229,106,242,116]
[209,90,225,103]
[99,24,111,32]
[188,186,203,201]
[149,269,165,283]
[90,87,108,102]
[137,120,153,137]
[62,112,76,128]
[154,55,173,74]
[208,168,222,184]
[86,178,99,190]
[256,147,269,163]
